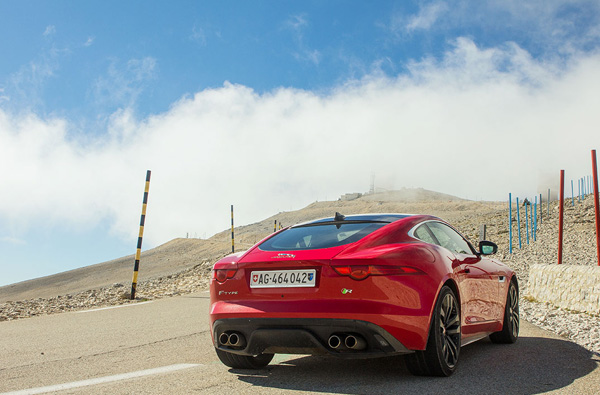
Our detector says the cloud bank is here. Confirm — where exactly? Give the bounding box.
[1,38,599,248]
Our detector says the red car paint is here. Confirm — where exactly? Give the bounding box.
[209,213,515,357]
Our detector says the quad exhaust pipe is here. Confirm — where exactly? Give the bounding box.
[218,331,246,348]
[328,333,366,351]
[344,334,367,350]
[328,334,343,349]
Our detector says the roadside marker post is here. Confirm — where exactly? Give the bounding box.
[131,170,151,300]
[558,170,565,265]
[534,196,538,242]
[274,220,277,233]
[591,150,600,266]
[231,205,235,253]
[539,193,543,225]
[508,193,513,254]
[525,201,530,245]
[516,197,522,249]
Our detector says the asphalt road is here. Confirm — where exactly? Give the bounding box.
[1,293,599,394]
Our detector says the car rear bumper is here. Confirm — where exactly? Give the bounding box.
[212,318,413,358]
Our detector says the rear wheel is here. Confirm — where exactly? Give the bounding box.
[406,285,461,377]
[490,280,519,344]
[215,348,274,369]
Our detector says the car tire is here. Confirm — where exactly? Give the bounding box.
[490,279,519,344]
[215,348,274,369]
[405,285,461,377]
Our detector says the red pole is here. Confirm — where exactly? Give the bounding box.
[592,150,600,266]
[558,170,565,265]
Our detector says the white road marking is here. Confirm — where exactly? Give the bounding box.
[2,363,200,395]
[74,301,153,313]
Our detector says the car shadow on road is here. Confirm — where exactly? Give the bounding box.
[232,337,599,394]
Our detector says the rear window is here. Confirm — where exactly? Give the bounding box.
[259,222,388,251]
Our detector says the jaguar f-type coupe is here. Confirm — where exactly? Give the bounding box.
[209,213,519,376]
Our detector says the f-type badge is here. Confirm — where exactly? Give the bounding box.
[272,253,296,259]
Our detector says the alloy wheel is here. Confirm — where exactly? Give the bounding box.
[439,292,460,368]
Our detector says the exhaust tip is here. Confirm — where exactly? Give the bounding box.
[345,334,367,350]
[228,332,240,346]
[218,332,230,346]
[328,334,342,349]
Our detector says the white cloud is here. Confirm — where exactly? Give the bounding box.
[190,25,207,46]
[406,1,448,32]
[84,36,95,47]
[0,236,25,245]
[387,0,600,53]
[92,57,157,109]
[0,87,8,103]
[43,25,56,37]
[284,14,321,65]
[1,39,599,249]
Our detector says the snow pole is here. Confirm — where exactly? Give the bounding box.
[530,201,534,241]
[592,150,600,266]
[508,193,513,254]
[533,196,537,241]
[558,170,565,265]
[539,193,543,225]
[131,170,151,300]
[516,197,522,249]
[231,205,235,253]
[525,201,530,245]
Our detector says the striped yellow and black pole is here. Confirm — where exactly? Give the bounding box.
[130,170,151,300]
[230,205,235,253]
[274,220,277,232]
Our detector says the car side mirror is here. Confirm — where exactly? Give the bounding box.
[479,240,498,255]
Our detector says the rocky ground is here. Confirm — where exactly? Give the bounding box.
[1,190,599,356]
[502,197,600,356]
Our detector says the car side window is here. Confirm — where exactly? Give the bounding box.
[414,224,436,245]
[427,222,473,255]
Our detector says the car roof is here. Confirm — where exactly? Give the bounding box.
[293,213,413,227]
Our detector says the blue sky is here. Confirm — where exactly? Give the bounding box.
[1,0,600,286]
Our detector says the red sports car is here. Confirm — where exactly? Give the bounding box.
[209,213,519,376]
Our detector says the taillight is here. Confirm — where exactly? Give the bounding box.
[213,269,237,283]
[332,265,423,280]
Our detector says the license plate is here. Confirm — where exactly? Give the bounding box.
[250,269,316,288]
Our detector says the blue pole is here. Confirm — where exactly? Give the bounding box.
[517,197,522,249]
[578,178,581,202]
[534,196,538,242]
[509,193,513,254]
[525,202,530,245]
[530,202,534,242]
[571,180,575,206]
